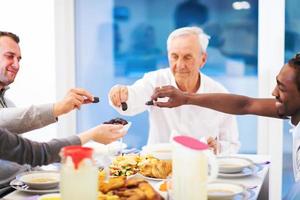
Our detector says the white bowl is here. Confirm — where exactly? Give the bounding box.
[84,141,127,155]
[217,156,254,173]
[122,121,132,132]
[208,182,245,200]
[141,143,172,160]
[156,180,245,200]
[17,171,59,190]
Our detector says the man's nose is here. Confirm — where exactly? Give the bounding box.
[12,58,20,70]
[176,58,185,69]
[272,87,278,97]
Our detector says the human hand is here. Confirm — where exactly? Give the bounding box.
[207,136,220,155]
[109,85,128,107]
[150,85,188,108]
[53,88,95,117]
[88,124,127,145]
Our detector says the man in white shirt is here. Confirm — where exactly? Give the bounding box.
[109,27,240,154]
[150,53,300,199]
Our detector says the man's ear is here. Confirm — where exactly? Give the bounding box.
[199,52,207,69]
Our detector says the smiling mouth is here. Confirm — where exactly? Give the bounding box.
[275,100,286,114]
[275,100,283,107]
[7,69,17,75]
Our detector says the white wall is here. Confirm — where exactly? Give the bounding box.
[258,0,285,199]
[0,0,76,141]
[54,0,76,138]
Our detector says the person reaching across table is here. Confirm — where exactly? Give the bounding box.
[150,53,300,200]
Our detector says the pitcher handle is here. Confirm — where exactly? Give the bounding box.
[205,150,219,182]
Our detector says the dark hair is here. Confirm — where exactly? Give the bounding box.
[0,31,20,43]
[288,53,300,91]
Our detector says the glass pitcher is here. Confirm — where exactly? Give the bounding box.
[172,135,219,200]
[60,146,98,200]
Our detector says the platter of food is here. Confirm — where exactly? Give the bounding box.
[108,154,172,180]
[98,176,163,200]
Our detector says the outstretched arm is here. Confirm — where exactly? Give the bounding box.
[0,124,126,167]
[0,104,57,134]
[0,88,97,134]
[151,85,280,118]
[0,128,80,166]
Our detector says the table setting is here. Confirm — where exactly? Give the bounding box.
[3,152,269,200]
[3,120,270,200]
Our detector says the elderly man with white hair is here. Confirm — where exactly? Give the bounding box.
[109,26,240,154]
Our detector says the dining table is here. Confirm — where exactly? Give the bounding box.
[2,154,270,200]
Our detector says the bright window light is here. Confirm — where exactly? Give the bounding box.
[232,1,251,10]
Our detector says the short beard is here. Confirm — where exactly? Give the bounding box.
[276,105,290,119]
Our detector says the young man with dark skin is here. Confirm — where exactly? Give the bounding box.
[151,55,300,123]
[150,53,300,199]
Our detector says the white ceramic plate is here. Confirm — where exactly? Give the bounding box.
[10,179,59,194]
[138,173,166,182]
[154,181,167,199]
[16,171,59,190]
[218,164,262,178]
[207,182,245,200]
[217,156,254,173]
[141,143,172,160]
[154,181,256,200]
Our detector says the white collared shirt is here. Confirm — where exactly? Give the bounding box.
[109,68,240,154]
[291,121,300,182]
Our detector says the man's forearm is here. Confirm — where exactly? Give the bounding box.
[185,93,251,115]
[0,128,80,166]
[185,93,279,117]
[0,104,57,134]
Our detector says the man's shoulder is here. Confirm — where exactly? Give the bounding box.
[145,68,170,76]
[4,98,15,107]
[137,68,173,88]
[143,68,172,81]
[201,73,228,92]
